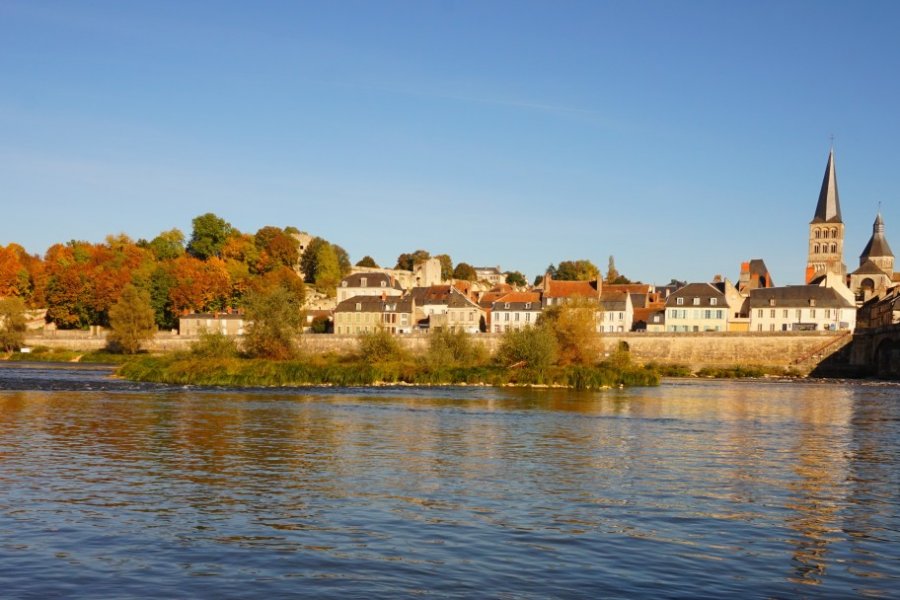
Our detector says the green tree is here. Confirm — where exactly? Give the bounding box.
[426,328,485,368]
[395,250,431,271]
[242,286,303,360]
[300,237,327,283]
[606,256,619,285]
[107,284,157,354]
[187,213,234,260]
[149,265,177,329]
[357,328,405,363]
[505,271,527,287]
[148,229,185,261]
[435,254,454,281]
[495,326,558,374]
[333,244,352,276]
[314,243,342,297]
[452,262,477,281]
[356,255,379,268]
[555,259,599,281]
[0,296,27,352]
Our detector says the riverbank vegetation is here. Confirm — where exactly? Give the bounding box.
[3,346,131,364]
[119,304,660,389]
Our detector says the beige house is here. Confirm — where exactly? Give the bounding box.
[474,266,505,286]
[490,292,543,333]
[179,313,247,336]
[333,295,416,335]
[337,272,404,303]
[597,291,633,333]
[748,285,856,332]
[664,283,729,332]
[430,288,485,333]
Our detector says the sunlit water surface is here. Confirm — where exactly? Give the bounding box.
[1,364,898,598]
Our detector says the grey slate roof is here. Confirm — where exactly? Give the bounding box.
[811,149,842,223]
[335,294,414,313]
[852,259,890,276]
[339,272,404,291]
[748,285,853,309]
[860,213,894,260]
[665,283,727,307]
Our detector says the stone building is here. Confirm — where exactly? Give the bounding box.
[849,213,896,302]
[748,285,856,332]
[806,149,847,283]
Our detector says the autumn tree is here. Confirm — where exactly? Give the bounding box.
[555,259,599,281]
[0,244,31,299]
[505,271,527,287]
[0,296,27,352]
[187,213,234,260]
[356,255,379,268]
[242,286,303,360]
[539,298,601,365]
[107,284,157,354]
[167,255,232,314]
[452,262,477,281]
[333,244,351,277]
[254,226,300,271]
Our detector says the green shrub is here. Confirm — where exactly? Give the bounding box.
[496,326,558,374]
[426,328,486,368]
[190,331,240,359]
[357,329,405,363]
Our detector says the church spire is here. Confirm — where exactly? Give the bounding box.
[812,148,842,223]
[860,212,894,263]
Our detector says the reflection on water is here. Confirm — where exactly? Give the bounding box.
[1,370,899,598]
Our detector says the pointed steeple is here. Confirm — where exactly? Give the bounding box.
[812,148,842,223]
[860,212,894,262]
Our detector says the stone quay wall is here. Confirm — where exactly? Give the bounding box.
[24,330,853,371]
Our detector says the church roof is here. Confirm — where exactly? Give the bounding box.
[851,259,890,277]
[860,212,894,260]
[811,148,843,224]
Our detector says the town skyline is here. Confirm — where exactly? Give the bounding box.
[3,2,899,285]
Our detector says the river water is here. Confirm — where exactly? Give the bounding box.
[0,364,898,599]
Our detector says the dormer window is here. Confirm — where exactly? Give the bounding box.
[769,298,776,307]
[360,277,367,287]
[525,302,531,309]
[710,298,717,306]
[355,303,362,311]
[342,281,348,287]
[676,297,684,305]
[809,299,816,307]
[504,303,510,309]
[381,281,386,287]
[692,297,700,306]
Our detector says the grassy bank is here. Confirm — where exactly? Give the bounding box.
[118,353,660,389]
[646,362,805,378]
[3,346,131,364]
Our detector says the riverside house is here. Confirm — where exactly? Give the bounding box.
[664,283,729,332]
[333,295,416,335]
[748,285,856,332]
[337,272,404,303]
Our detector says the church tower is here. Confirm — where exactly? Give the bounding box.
[805,148,847,283]
[849,212,895,301]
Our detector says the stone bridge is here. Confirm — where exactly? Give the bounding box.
[850,324,900,378]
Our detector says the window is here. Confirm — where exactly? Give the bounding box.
[825,309,831,318]
[504,313,509,321]
[704,310,712,319]
[676,297,684,305]
[770,309,775,318]
[757,309,763,318]
[380,281,386,287]
[692,297,700,305]
[356,303,362,311]
[504,303,510,309]
[710,298,717,306]
[525,313,531,322]
[716,310,723,319]
[341,281,348,287]
[769,299,776,306]
[809,299,816,307]
[468,312,474,321]
[525,303,531,309]
[831,243,837,253]
[758,324,763,331]
[814,244,820,254]
[360,277,367,287]
[810,309,816,318]
[815,229,821,239]
[515,313,520,321]
[783,309,788,318]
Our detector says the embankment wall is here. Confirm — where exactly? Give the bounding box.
[24,331,852,370]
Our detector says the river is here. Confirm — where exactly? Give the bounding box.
[1,364,898,598]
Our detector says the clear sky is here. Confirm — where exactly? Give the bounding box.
[2,0,899,286]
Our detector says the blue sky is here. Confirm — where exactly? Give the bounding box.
[2,1,899,286]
